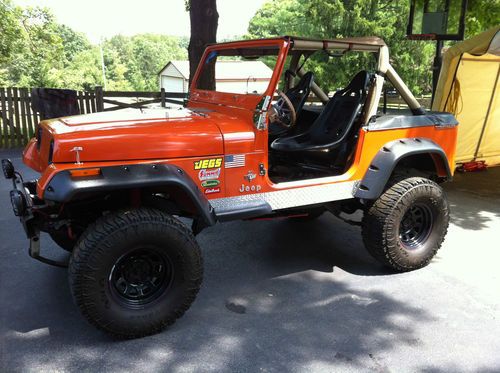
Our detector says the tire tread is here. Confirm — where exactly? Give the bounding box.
[361,177,449,272]
[68,208,203,339]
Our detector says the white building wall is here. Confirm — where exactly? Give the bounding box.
[162,64,184,78]
[161,76,185,93]
[216,80,270,94]
[159,63,188,92]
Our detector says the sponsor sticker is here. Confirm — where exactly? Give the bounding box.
[201,179,220,188]
[204,187,220,195]
[198,168,221,181]
[194,158,222,170]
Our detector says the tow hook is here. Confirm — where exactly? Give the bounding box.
[29,232,69,268]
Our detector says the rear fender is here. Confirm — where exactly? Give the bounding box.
[354,138,451,200]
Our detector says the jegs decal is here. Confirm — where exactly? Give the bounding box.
[194,158,222,170]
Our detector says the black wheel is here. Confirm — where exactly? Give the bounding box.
[362,177,449,272]
[68,208,203,339]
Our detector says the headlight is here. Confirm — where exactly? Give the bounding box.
[10,190,26,216]
[2,159,14,179]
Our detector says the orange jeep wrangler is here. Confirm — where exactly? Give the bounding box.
[2,36,458,338]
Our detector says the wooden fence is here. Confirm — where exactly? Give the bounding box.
[0,86,431,149]
[0,87,187,148]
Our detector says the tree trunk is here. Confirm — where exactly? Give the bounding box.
[188,0,219,89]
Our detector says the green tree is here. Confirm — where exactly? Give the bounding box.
[53,48,103,91]
[56,24,92,63]
[248,0,498,95]
[465,0,500,38]
[0,2,187,91]
[0,0,23,65]
[103,34,187,90]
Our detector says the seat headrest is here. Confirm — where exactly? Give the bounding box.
[344,71,371,96]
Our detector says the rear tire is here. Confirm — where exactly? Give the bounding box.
[362,177,449,272]
[68,208,203,339]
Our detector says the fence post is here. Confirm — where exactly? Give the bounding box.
[95,86,104,112]
[160,88,166,108]
[0,88,8,148]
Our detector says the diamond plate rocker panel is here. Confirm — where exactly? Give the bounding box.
[210,181,357,212]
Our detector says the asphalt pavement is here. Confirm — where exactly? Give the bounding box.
[0,149,499,373]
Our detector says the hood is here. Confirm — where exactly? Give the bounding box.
[41,108,224,164]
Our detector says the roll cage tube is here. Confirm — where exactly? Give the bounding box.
[288,39,424,117]
[189,36,424,118]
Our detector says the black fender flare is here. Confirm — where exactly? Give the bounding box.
[354,138,452,200]
[44,163,216,226]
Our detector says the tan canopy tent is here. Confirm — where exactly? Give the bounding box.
[433,26,500,166]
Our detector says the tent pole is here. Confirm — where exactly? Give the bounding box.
[473,64,500,160]
[431,40,444,107]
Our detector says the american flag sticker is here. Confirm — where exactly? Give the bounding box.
[224,154,245,168]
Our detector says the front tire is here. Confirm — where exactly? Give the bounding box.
[68,208,203,339]
[362,177,449,272]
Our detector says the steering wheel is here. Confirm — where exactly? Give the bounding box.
[269,90,297,129]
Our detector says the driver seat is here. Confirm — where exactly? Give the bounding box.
[271,71,371,154]
[283,71,314,115]
[269,71,314,137]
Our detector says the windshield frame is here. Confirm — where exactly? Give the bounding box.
[189,38,290,110]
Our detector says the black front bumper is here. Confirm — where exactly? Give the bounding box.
[2,158,67,267]
[2,159,37,238]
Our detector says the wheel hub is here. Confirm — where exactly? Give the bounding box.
[399,203,434,249]
[122,258,152,284]
[110,249,173,307]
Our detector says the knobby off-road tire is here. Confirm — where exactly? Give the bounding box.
[68,208,203,339]
[362,177,449,272]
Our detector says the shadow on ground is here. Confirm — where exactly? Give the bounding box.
[444,168,500,231]
[1,149,499,372]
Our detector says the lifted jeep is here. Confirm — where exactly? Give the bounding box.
[2,36,457,338]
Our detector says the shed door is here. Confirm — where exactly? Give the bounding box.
[162,76,185,93]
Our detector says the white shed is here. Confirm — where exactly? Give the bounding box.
[158,61,190,93]
[158,60,274,94]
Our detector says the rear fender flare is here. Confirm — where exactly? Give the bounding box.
[44,163,216,226]
[354,138,451,200]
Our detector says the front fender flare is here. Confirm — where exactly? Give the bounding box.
[354,138,451,200]
[44,163,216,226]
